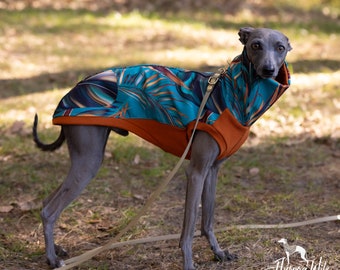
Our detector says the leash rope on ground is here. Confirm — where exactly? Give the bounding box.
[56,67,228,270]
[60,215,340,263]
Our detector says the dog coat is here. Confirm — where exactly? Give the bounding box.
[53,50,290,159]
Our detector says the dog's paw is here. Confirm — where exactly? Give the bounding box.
[47,258,66,269]
[56,259,66,268]
[224,250,238,261]
[214,250,238,262]
[54,244,68,257]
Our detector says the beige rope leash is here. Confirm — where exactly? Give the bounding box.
[88,216,340,246]
[58,215,339,269]
[215,215,340,231]
[56,67,227,269]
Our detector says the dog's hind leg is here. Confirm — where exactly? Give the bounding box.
[297,246,308,263]
[201,159,237,263]
[41,125,110,268]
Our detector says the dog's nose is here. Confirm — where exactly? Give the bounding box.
[262,65,275,77]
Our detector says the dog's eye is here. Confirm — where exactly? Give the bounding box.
[251,43,261,50]
[277,45,285,52]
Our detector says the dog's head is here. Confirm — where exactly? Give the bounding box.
[278,238,288,245]
[239,27,292,79]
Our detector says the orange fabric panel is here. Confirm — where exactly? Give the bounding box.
[53,116,193,158]
[53,109,250,160]
[188,109,250,159]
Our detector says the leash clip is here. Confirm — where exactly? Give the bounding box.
[207,67,227,92]
[208,73,220,86]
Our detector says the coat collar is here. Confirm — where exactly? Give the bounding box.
[210,49,291,126]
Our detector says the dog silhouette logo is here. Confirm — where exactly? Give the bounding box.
[278,238,308,265]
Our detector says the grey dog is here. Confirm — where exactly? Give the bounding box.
[33,27,291,269]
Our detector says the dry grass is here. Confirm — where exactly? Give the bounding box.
[0,1,339,269]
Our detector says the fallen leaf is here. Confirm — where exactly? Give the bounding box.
[10,120,25,134]
[133,194,144,201]
[88,219,101,224]
[12,195,41,211]
[133,154,140,165]
[0,205,14,213]
[249,167,260,176]
[17,200,41,211]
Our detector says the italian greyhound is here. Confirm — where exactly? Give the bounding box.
[33,27,292,269]
[278,238,308,264]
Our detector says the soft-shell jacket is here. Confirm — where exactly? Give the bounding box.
[53,51,290,159]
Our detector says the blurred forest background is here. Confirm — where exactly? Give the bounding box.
[0,1,339,269]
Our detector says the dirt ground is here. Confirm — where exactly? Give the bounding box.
[1,135,339,270]
[0,1,339,270]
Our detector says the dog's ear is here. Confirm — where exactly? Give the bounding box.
[239,27,254,45]
[285,36,293,51]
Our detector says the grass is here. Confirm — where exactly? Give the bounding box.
[0,1,339,269]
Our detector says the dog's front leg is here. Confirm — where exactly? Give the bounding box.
[180,170,205,270]
[179,132,219,270]
[201,162,223,259]
[201,160,237,263]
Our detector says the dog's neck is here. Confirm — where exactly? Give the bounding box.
[209,49,290,126]
[240,48,252,69]
[238,48,258,82]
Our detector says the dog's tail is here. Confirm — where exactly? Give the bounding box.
[33,114,65,151]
